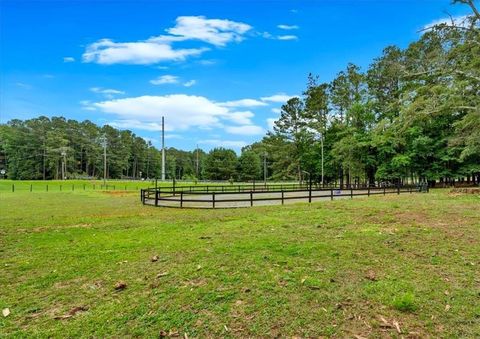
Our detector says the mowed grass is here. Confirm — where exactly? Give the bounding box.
[0,189,479,337]
[0,179,194,193]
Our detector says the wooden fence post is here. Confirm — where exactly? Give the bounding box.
[155,190,159,206]
[212,192,216,208]
[30,184,32,192]
[397,185,400,195]
[281,191,284,205]
[12,184,14,192]
[309,186,312,203]
[180,192,183,208]
[383,186,386,195]
[331,189,334,201]
[250,191,253,207]
[350,188,353,199]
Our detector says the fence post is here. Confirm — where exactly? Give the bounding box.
[180,192,183,208]
[250,191,253,207]
[350,188,353,199]
[30,184,32,192]
[212,192,215,208]
[12,184,14,192]
[155,190,159,206]
[281,190,284,205]
[46,184,48,192]
[383,186,386,195]
[309,185,312,203]
[397,185,400,195]
[331,189,333,201]
[368,187,370,197]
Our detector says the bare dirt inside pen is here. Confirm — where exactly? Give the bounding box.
[144,188,403,208]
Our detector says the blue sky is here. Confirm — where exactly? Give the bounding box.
[0,0,473,151]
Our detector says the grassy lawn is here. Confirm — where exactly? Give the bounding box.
[0,188,479,337]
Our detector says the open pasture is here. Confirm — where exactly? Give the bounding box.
[0,187,479,337]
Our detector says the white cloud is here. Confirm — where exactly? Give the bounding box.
[83,16,252,65]
[162,16,252,46]
[109,119,163,131]
[261,93,297,103]
[63,57,75,63]
[183,79,197,87]
[199,139,247,149]
[271,108,281,114]
[83,39,207,65]
[90,87,125,95]
[225,125,264,135]
[90,87,125,99]
[277,35,298,41]
[219,99,268,108]
[277,24,299,30]
[150,75,179,85]
[93,94,256,132]
[423,15,473,30]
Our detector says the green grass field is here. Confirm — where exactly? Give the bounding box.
[0,187,479,337]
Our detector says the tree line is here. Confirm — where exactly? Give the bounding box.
[0,117,265,181]
[1,1,479,185]
[247,1,480,187]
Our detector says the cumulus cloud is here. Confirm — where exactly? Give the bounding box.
[63,57,75,62]
[83,39,207,65]
[277,24,299,30]
[83,16,252,65]
[150,75,179,85]
[261,93,297,103]
[92,94,262,132]
[162,16,252,46]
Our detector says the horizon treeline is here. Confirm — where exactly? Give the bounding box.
[1,1,479,185]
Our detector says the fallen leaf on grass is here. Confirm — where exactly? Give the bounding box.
[393,320,401,334]
[378,316,392,328]
[365,270,377,281]
[156,272,169,278]
[151,255,159,262]
[114,281,127,291]
[2,308,10,317]
[54,306,88,320]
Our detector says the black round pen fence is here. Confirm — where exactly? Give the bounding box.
[140,183,424,209]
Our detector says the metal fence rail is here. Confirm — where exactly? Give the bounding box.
[141,185,419,209]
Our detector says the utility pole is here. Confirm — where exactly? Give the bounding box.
[161,116,165,181]
[102,134,107,186]
[196,144,199,178]
[321,132,324,187]
[263,152,267,186]
[61,150,66,180]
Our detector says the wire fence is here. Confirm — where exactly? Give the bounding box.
[141,184,422,209]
